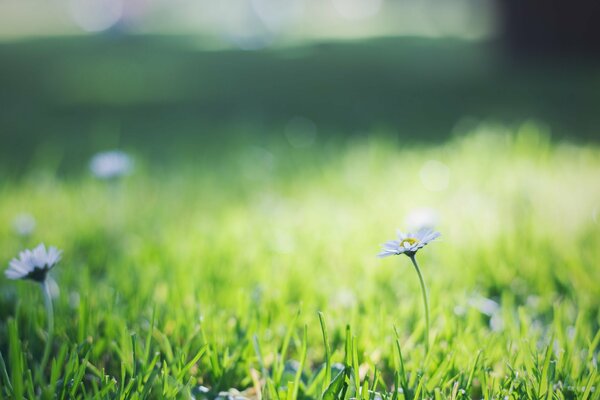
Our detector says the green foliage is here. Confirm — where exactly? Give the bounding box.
[0,126,599,398]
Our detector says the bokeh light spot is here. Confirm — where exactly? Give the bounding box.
[405,207,439,231]
[70,0,123,33]
[331,0,382,20]
[419,159,450,191]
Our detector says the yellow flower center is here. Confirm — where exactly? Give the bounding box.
[401,238,419,248]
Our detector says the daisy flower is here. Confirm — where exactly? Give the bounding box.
[5,243,62,373]
[5,243,62,282]
[378,228,440,258]
[378,227,440,354]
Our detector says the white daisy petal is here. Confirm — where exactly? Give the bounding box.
[47,247,62,266]
[426,231,441,242]
[5,269,23,279]
[9,260,28,274]
[396,230,408,241]
[414,228,428,240]
[383,240,399,249]
[418,230,432,241]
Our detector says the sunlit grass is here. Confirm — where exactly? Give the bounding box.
[0,124,599,398]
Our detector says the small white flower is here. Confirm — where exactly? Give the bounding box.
[5,244,62,282]
[377,228,440,258]
[89,150,133,179]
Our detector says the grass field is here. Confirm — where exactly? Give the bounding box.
[1,121,599,399]
[1,36,600,399]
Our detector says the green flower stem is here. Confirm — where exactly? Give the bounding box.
[409,255,430,354]
[40,279,54,375]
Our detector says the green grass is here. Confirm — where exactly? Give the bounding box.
[0,124,599,399]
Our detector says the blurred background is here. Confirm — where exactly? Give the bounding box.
[1,0,599,177]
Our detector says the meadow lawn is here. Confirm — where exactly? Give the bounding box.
[1,125,599,399]
[0,36,599,399]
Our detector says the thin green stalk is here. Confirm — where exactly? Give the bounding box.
[40,279,54,376]
[409,255,429,354]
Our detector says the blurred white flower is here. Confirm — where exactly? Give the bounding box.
[465,294,504,332]
[468,295,499,316]
[5,244,62,282]
[377,228,440,258]
[89,150,133,179]
[405,207,439,231]
[12,213,36,237]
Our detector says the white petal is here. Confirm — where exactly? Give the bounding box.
[396,230,407,241]
[47,247,62,265]
[419,230,440,244]
[32,244,48,267]
[5,269,24,279]
[19,249,33,265]
[428,231,441,241]
[424,229,438,239]
[377,250,396,258]
[414,228,429,240]
[383,241,399,250]
[9,260,30,274]
[33,243,46,257]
